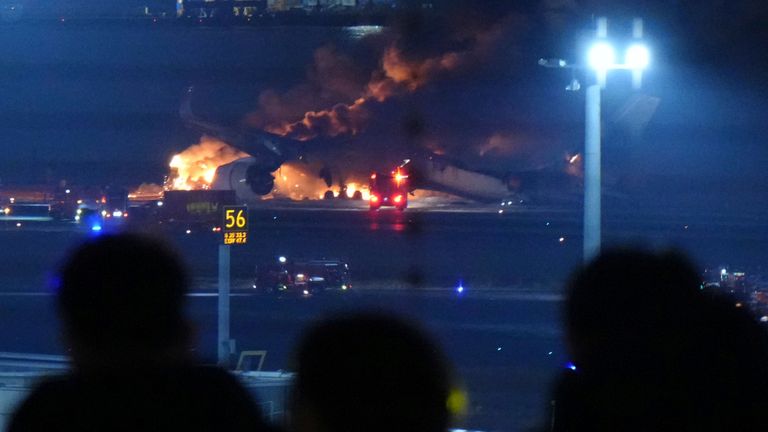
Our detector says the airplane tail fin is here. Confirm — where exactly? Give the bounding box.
[180,86,197,122]
[610,94,660,139]
[179,86,229,136]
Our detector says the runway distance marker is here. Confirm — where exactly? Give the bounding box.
[222,205,248,245]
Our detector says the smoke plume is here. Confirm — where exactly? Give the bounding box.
[249,22,507,141]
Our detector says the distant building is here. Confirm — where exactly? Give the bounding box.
[175,0,368,18]
[177,0,266,18]
[4,0,175,19]
[232,0,265,17]
[266,0,301,12]
[302,0,357,8]
[176,0,371,18]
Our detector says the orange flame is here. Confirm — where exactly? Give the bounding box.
[270,162,330,200]
[343,182,371,200]
[161,137,375,201]
[268,162,371,201]
[128,183,164,201]
[166,136,248,191]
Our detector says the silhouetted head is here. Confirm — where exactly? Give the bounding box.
[57,234,190,368]
[555,249,768,432]
[565,249,703,374]
[291,313,451,432]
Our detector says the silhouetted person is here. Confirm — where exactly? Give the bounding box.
[290,313,452,432]
[551,249,768,432]
[10,234,270,432]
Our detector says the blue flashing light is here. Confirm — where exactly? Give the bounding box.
[456,280,465,294]
[91,225,102,232]
[565,362,577,371]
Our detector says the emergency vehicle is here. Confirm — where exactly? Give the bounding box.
[369,167,409,211]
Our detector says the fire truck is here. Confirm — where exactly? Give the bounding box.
[369,167,409,211]
[253,258,351,296]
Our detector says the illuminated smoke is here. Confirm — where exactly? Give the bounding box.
[166,136,248,191]
[266,47,467,140]
[377,47,462,92]
[259,25,503,141]
[265,97,369,141]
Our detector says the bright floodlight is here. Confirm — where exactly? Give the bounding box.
[625,44,650,70]
[588,42,615,71]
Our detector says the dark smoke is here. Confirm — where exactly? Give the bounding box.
[237,4,671,185]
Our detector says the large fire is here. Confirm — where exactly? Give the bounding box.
[270,162,328,200]
[343,182,371,201]
[158,138,371,201]
[165,136,248,191]
[270,162,371,201]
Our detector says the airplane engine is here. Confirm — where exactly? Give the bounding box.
[211,157,275,202]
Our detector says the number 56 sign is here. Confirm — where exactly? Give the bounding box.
[222,206,248,245]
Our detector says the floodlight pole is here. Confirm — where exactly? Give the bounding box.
[582,16,608,263]
[218,244,231,367]
[583,84,601,262]
[539,17,647,263]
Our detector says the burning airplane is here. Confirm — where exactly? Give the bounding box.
[177,87,522,204]
[166,23,601,205]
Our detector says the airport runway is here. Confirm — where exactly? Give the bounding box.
[0,206,766,431]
